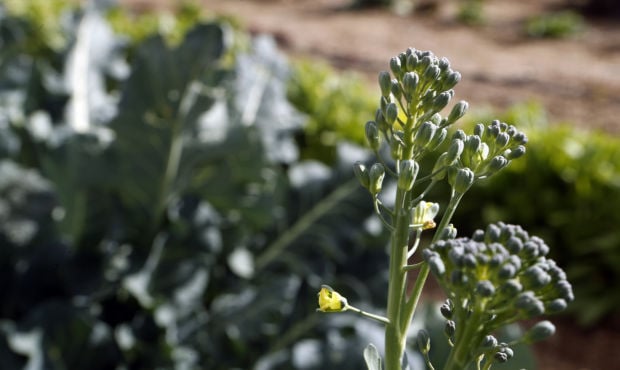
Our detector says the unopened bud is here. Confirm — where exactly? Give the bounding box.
[473,123,485,137]
[444,320,456,337]
[442,71,461,90]
[353,162,370,189]
[482,335,498,349]
[432,91,452,112]
[369,163,385,195]
[447,100,468,124]
[440,300,453,319]
[390,56,402,76]
[385,103,398,125]
[365,121,381,150]
[496,132,510,148]
[428,127,448,151]
[523,321,555,343]
[487,155,509,174]
[390,80,402,100]
[476,280,496,297]
[378,71,392,97]
[506,145,526,159]
[417,330,431,354]
[406,53,419,71]
[397,160,419,191]
[451,167,475,194]
[414,121,437,148]
[403,72,419,97]
[432,153,449,181]
[446,139,464,164]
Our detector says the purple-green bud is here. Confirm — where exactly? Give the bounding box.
[522,321,555,343]
[353,162,370,189]
[378,71,392,97]
[375,109,388,131]
[369,163,385,195]
[414,121,437,148]
[438,224,457,240]
[417,329,431,354]
[447,100,468,124]
[397,159,419,191]
[424,65,441,81]
[487,155,509,173]
[451,167,475,194]
[465,135,481,154]
[428,254,446,276]
[365,121,381,150]
[390,56,402,76]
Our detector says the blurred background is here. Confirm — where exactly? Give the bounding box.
[0,0,619,369]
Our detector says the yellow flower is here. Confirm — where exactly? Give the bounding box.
[317,285,348,312]
[412,201,440,230]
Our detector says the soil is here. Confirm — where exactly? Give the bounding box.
[122,0,620,369]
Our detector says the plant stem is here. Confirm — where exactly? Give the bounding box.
[399,190,466,338]
[444,308,484,370]
[384,186,411,370]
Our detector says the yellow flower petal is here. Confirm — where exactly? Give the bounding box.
[317,285,348,312]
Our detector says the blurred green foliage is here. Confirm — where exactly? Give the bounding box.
[525,10,585,38]
[0,3,392,369]
[288,60,377,163]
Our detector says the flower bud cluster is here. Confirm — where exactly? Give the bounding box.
[368,48,470,164]
[423,222,572,366]
[432,120,528,194]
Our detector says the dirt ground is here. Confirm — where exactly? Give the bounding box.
[123,0,620,369]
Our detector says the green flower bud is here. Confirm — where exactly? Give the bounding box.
[375,109,388,131]
[385,103,398,125]
[522,265,552,289]
[546,298,568,313]
[522,321,555,344]
[424,64,441,81]
[403,72,419,97]
[440,299,454,319]
[418,55,432,72]
[438,223,457,240]
[446,139,464,164]
[432,153,449,181]
[353,162,370,189]
[445,320,456,337]
[390,137,404,160]
[414,121,437,148]
[378,71,392,97]
[390,79,402,100]
[390,56,402,76]
[494,352,509,363]
[406,53,419,71]
[486,155,509,174]
[438,57,451,72]
[369,163,385,195]
[465,135,481,154]
[447,101,468,124]
[433,91,452,112]
[482,335,498,349]
[499,279,523,297]
[473,123,485,137]
[515,291,545,317]
[365,121,381,150]
[496,132,510,148]
[397,159,419,191]
[427,127,448,151]
[506,145,526,159]
[476,280,496,297]
[452,129,467,141]
[428,254,446,276]
[417,329,431,354]
[442,71,461,90]
[451,167,475,194]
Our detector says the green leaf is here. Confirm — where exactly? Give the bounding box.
[364,343,383,370]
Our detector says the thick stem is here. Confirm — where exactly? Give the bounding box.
[384,187,411,370]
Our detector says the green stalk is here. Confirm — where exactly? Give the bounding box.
[399,190,466,336]
[444,308,484,370]
[384,186,411,370]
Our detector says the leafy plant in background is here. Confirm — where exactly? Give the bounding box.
[0,3,397,369]
[453,102,620,325]
[525,10,585,39]
[315,48,573,369]
[288,59,376,163]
